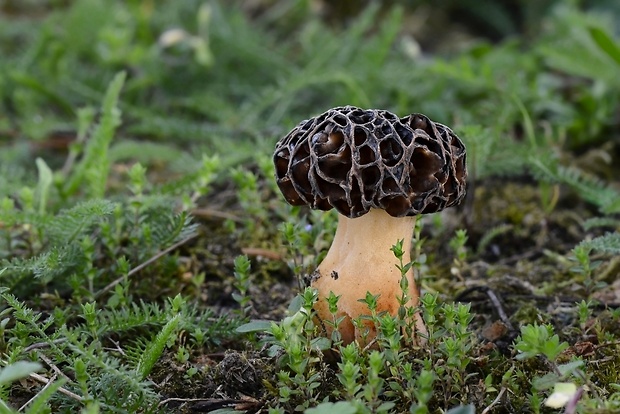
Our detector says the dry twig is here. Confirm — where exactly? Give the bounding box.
[481,386,507,414]
[27,372,83,403]
[95,233,198,298]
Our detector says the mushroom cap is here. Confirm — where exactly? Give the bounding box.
[273,106,467,218]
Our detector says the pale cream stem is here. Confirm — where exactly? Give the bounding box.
[312,208,426,345]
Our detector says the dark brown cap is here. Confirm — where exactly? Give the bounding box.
[273,106,467,218]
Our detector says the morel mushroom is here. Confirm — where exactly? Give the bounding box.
[273,106,467,345]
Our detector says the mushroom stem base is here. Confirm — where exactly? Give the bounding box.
[312,208,426,346]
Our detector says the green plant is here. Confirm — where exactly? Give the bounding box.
[246,239,482,412]
[232,255,252,317]
[0,289,236,412]
[62,71,125,199]
[531,161,620,215]
[512,323,604,411]
[135,295,184,379]
[269,288,326,412]
[449,229,469,280]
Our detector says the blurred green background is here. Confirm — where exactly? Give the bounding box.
[2,0,619,171]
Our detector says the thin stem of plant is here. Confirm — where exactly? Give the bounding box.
[19,374,58,411]
[481,387,507,414]
[563,386,584,414]
[27,372,83,403]
[38,352,73,383]
[158,397,257,408]
[455,286,515,332]
[23,338,67,353]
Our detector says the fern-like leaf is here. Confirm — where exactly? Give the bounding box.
[89,301,167,336]
[530,159,620,214]
[135,313,181,379]
[47,199,116,244]
[64,72,126,198]
[582,217,620,231]
[578,232,620,254]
